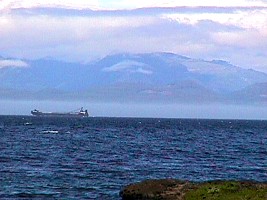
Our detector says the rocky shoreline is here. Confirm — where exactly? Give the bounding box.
[120,179,267,200]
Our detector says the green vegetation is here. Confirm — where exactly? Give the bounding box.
[184,181,267,200]
[120,180,267,200]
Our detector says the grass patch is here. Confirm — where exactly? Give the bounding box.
[184,181,267,200]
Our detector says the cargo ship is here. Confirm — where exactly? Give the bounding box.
[31,107,89,117]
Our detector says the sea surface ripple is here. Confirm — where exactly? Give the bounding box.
[0,116,266,199]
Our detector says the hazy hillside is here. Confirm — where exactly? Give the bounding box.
[1,52,267,103]
[231,82,267,103]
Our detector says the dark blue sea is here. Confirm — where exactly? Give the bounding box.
[0,116,266,199]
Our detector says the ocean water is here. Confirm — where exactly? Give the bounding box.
[0,116,266,199]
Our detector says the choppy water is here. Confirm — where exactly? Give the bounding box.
[0,116,266,199]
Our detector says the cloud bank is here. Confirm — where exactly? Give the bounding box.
[102,60,153,75]
[1,0,267,10]
[0,1,267,72]
[0,59,28,68]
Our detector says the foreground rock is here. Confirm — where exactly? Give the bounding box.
[120,179,267,200]
[120,179,192,200]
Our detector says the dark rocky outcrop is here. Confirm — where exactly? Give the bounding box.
[120,179,192,200]
[120,179,267,200]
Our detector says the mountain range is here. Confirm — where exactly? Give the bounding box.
[1,52,267,104]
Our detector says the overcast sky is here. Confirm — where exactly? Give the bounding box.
[1,0,267,72]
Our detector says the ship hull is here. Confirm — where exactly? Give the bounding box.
[31,108,89,117]
[31,112,87,117]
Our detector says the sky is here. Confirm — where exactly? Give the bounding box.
[0,0,267,72]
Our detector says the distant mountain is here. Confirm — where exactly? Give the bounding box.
[1,52,267,103]
[231,82,267,103]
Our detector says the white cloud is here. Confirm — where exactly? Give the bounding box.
[211,30,267,48]
[136,68,153,75]
[0,59,28,68]
[0,13,158,60]
[1,0,267,11]
[102,60,153,75]
[162,9,267,32]
[102,0,267,9]
[0,3,266,73]
[0,0,100,11]
[0,14,153,47]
